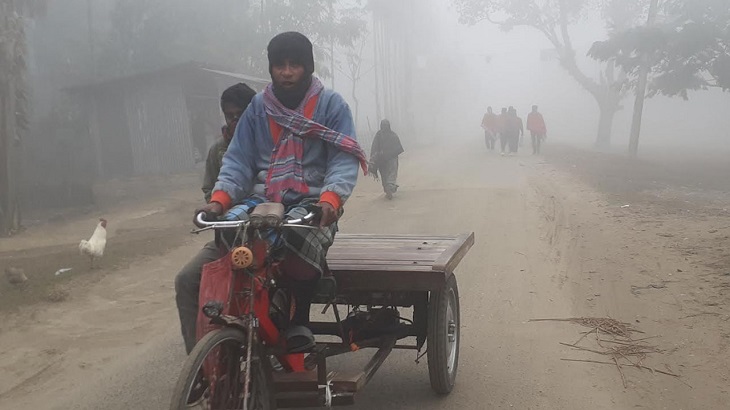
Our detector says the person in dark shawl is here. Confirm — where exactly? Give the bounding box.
[370,119,404,199]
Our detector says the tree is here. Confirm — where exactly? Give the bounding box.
[371,0,422,141]
[590,0,730,98]
[590,0,729,157]
[337,36,374,127]
[453,0,636,147]
[0,0,46,235]
[101,0,366,79]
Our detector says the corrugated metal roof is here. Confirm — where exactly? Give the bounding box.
[201,68,269,86]
[65,62,268,93]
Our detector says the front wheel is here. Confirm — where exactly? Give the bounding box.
[427,274,460,395]
[170,327,275,410]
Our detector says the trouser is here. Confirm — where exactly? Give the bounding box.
[484,130,495,150]
[502,133,518,153]
[531,131,544,154]
[500,134,509,152]
[378,157,399,195]
[508,134,519,153]
[175,241,221,354]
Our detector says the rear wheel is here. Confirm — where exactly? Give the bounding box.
[427,274,460,394]
[170,327,275,410]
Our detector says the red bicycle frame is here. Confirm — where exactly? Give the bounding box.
[197,229,307,373]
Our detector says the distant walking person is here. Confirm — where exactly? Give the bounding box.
[509,106,524,150]
[370,119,404,200]
[504,107,523,155]
[498,107,509,155]
[481,107,498,151]
[526,105,547,154]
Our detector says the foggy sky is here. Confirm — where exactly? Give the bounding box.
[29,0,730,153]
[334,1,730,151]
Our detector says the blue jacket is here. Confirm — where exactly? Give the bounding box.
[213,88,359,206]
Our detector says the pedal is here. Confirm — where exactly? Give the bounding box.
[285,325,315,353]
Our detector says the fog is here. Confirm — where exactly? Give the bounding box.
[8,0,730,214]
[4,2,730,406]
[26,0,730,148]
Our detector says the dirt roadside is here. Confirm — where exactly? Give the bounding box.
[0,142,728,409]
[543,145,730,407]
[0,173,204,311]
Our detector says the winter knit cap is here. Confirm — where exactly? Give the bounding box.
[267,32,315,76]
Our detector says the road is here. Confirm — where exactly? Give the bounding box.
[0,142,720,409]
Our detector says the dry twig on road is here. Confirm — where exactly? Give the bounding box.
[531,316,687,388]
[529,317,638,338]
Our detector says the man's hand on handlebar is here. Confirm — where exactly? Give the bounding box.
[195,202,224,224]
[317,202,338,228]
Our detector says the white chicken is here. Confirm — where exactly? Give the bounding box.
[79,218,107,268]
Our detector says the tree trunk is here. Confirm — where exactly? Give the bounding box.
[330,37,335,89]
[373,20,382,121]
[351,77,359,126]
[596,102,618,149]
[628,0,660,158]
[0,83,22,236]
[0,92,7,235]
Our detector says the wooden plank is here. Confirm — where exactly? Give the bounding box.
[333,238,451,245]
[329,253,442,263]
[336,234,458,240]
[329,260,434,268]
[271,369,361,393]
[330,253,444,261]
[324,233,474,291]
[273,370,318,392]
[432,232,475,273]
[327,259,433,271]
[330,243,449,256]
[332,270,444,291]
[330,242,449,251]
[330,246,447,254]
[331,243,449,251]
[353,336,397,391]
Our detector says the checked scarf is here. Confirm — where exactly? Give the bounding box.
[263,77,367,202]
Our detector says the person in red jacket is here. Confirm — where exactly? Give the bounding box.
[526,105,547,155]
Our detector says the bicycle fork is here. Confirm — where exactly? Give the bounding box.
[242,275,257,410]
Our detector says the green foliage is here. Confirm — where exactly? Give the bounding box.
[589,0,730,98]
[452,0,598,32]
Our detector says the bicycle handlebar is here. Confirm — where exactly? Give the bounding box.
[193,210,319,231]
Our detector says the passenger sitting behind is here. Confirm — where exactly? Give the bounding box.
[175,82,256,355]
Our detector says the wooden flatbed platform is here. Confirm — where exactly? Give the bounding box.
[326,233,475,292]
